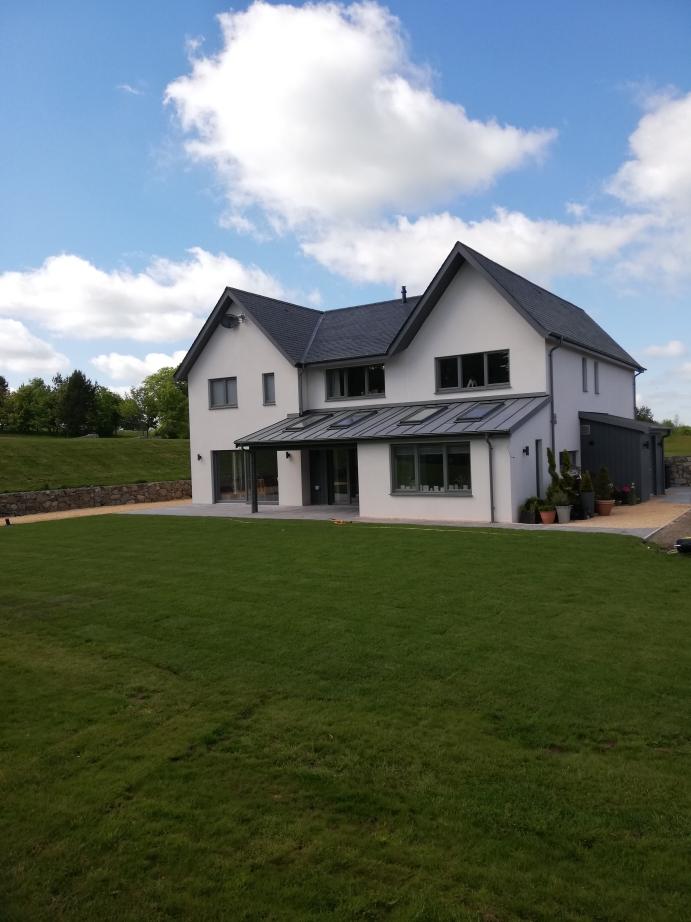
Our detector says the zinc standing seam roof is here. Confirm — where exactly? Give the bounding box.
[235,395,551,447]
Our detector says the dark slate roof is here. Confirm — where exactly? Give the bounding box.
[304,296,420,363]
[225,288,322,364]
[456,244,641,368]
[175,241,642,381]
[236,395,550,447]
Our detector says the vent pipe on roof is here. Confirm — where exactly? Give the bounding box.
[401,286,407,303]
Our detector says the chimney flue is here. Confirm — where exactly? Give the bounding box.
[401,285,407,303]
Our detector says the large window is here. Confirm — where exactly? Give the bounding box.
[209,376,238,408]
[436,350,509,391]
[391,443,471,494]
[214,450,246,501]
[326,364,385,399]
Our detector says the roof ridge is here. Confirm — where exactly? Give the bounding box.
[226,286,323,316]
[301,311,327,363]
[322,295,421,315]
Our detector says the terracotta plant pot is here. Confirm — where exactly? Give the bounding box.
[596,499,615,516]
[539,509,556,524]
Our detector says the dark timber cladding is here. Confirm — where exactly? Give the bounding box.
[235,395,551,448]
[579,412,669,499]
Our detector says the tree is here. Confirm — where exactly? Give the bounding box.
[58,370,96,437]
[91,385,122,437]
[5,378,55,433]
[635,405,655,423]
[0,375,9,431]
[138,367,189,438]
[119,395,144,433]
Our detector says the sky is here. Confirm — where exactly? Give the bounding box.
[1,0,690,420]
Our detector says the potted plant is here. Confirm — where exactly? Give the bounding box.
[519,496,541,524]
[594,466,615,516]
[539,501,556,524]
[580,470,595,518]
[552,490,572,524]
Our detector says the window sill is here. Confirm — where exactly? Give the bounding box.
[391,490,473,497]
[263,402,276,407]
[435,382,510,395]
[325,393,385,402]
[209,404,238,410]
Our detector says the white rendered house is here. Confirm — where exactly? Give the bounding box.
[175,242,665,523]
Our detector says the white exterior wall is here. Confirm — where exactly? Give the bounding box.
[187,307,303,504]
[508,404,552,516]
[356,437,513,523]
[304,263,548,409]
[551,346,635,465]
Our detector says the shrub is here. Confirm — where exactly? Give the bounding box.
[594,466,613,500]
[580,470,594,492]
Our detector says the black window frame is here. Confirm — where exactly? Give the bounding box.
[325,363,386,400]
[390,442,472,495]
[594,360,600,395]
[582,356,588,392]
[209,376,238,409]
[262,371,276,406]
[435,350,510,392]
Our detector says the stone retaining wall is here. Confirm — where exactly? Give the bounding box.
[666,456,691,487]
[0,480,192,518]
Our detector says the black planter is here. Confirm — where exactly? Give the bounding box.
[580,491,595,518]
[519,509,537,524]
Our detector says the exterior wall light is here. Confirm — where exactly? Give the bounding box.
[197,453,203,461]
[522,446,530,456]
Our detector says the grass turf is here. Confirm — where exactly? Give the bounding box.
[0,435,190,492]
[1,516,690,921]
[665,432,691,456]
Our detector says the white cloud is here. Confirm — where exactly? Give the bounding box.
[117,83,144,96]
[608,91,691,215]
[303,208,651,289]
[165,1,555,227]
[0,319,69,375]
[644,340,687,358]
[90,350,188,384]
[0,247,286,342]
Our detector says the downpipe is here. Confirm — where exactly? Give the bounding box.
[485,435,495,524]
[548,336,564,453]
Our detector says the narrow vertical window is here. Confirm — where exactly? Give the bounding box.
[262,372,275,405]
[582,357,588,392]
[594,361,600,394]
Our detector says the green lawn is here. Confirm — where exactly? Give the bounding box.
[1,517,690,921]
[0,435,190,492]
[666,432,691,456]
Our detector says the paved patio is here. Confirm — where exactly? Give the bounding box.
[9,489,689,540]
[122,488,691,539]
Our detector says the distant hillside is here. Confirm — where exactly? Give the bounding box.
[0,436,191,493]
[665,433,691,456]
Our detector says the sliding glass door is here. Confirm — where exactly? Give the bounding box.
[213,449,279,503]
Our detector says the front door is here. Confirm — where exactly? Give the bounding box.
[309,448,358,505]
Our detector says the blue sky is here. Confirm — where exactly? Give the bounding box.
[1,0,690,419]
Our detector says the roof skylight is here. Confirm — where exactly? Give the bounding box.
[330,410,377,429]
[454,402,504,422]
[398,406,445,425]
[284,414,332,431]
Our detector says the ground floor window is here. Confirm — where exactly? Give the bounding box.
[213,449,279,503]
[391,442,471,494]
[214,450,247,501]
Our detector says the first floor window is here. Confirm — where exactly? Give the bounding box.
[436,350,510,391]
[582,357,588,392]
[594,360,600,394]
[326,363,385,399]
[391,443,471,494]
[262,372,276,405]
[209,376,237,408]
